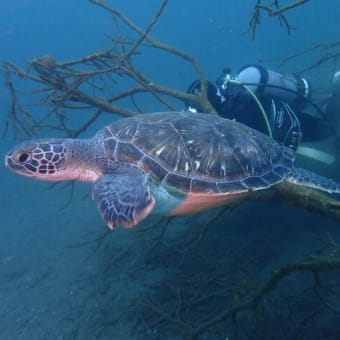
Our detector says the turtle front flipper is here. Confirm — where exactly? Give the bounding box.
[92,173,155,229]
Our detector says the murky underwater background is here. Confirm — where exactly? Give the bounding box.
[1,1,340,339]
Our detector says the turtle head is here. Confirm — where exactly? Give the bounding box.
[5,139,70,181]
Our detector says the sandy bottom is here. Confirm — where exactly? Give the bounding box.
[1,152,340,339]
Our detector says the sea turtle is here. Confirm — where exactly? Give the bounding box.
[5,111,340,228]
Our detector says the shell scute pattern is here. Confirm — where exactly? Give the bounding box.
[141,156,169,182]
[191,178,219,193]
[164,173,192,192]
[115,142,144,163]
[134,121,191,175]
[101,112,295,194]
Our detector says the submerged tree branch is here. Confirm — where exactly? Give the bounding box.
[3,0,216,138]
[192,255,340,335]
[119,0,169,62]
[247,0,311,39]
[256,0,310,16]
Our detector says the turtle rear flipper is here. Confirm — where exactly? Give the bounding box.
[287,168,340,194]
[92,173,155,229]
[276,181,340,222]
[269,168,340,222]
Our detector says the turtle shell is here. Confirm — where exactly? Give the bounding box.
[100,112,295,194]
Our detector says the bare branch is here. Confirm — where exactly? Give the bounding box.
[192,255,340,335]
[3,0,217,137]
[247,0,311,39]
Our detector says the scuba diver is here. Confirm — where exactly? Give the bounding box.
[186,64,340,162]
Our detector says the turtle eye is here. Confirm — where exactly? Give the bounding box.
[16,152,31,163]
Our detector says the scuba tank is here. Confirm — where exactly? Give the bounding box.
[236,64,311,105]
[236,65,334,162]
[215,65,306,151]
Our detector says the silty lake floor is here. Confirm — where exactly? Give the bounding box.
[1,151,340,339]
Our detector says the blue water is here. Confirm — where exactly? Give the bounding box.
[1,1,340,338]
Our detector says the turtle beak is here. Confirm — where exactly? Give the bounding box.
[5,151,31,175]
[5,153,14,169]
[4,154,10,168]
[5,152,15,169]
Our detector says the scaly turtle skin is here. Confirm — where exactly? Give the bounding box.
[5,112,340,228]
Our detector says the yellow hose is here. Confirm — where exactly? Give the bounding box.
[229,79,273,138]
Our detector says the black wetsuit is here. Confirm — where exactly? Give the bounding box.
[186,79,333,151]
